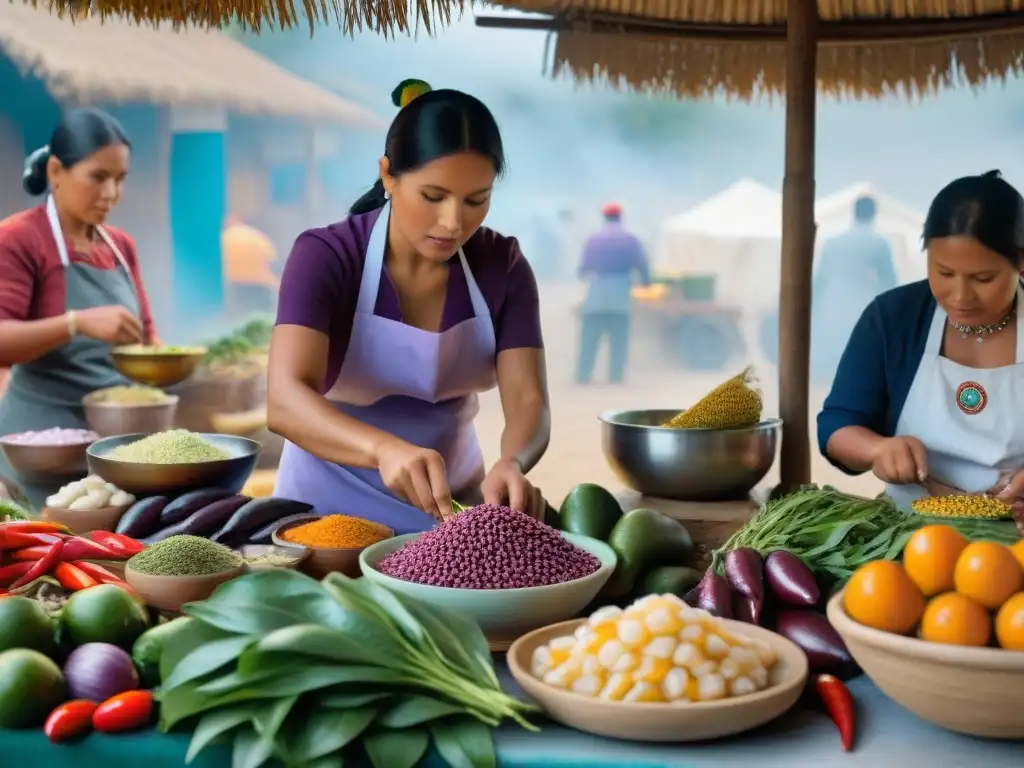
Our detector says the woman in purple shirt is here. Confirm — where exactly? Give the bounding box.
[268,81,550,533]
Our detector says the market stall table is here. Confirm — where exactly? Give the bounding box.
[4,670,1019,766]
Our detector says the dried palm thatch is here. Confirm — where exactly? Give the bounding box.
[23,0,465,35]
[486,0,1024,99]
[1,4,384,125]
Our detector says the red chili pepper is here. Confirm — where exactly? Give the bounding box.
[87,531,144,556]
[0,531,62,550]
[815,674,854,751]
[54,562,98,591]
[9,538,121,563]
[92,690,154,733]
[72,560,127,586]
[0,520,69,535]
[0,561,32,587]
[10,539,64,589]
[44,700,98,743]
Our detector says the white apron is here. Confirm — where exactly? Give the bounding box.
[887,283,1024,510]
[274,202,498,533]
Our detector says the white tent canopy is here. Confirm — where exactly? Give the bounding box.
[655,179,927,313]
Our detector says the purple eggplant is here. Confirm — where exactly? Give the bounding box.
[732,592,764,625]
[683,584,701,607]
[159,488,233,526]
[697,571,733,619]
[247,512,318,544]
[209,497,314,546]
[115,495,170,538]
[765,550,820,607]
[775,610,852,672]
[144,495,248,543]
[723,548,764,600]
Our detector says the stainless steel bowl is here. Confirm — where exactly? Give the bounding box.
[599,410,782,501]
[0,440,92,482]
[82,393,179,437]
[86,432,261,495]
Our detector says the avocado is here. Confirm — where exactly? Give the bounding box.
[638,566,703,600]
[603,508,695,597]
[558,483,623,541]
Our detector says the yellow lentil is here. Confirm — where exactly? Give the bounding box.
[281,514,390,548]
[910,494,1014,520]
[664,367,763,430]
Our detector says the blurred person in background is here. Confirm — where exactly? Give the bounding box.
[268,80,549,533]
[0,108,156,506]
[222,214,280,316]
[812,194,897,384]
[576,202,650,384]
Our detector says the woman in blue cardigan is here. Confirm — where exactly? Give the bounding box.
[819,170,1024,513]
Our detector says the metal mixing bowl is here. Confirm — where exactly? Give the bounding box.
[599,410,782,501]
[86,432,261,495]
[111,347,206,387]
[82,393,179,437]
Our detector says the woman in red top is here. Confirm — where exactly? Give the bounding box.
[0,108,157,505]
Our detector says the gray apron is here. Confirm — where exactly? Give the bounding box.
[0,196,140,507]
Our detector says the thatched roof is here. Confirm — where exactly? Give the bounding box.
[2,4,385,126]
[479,1,1024,99]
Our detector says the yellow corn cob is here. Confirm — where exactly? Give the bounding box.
[910,494,1013,520]
[663,367,763,430]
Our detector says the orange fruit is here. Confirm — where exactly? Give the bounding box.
[953,541,1024,610]
[903,525,968,596]
[920,592,991,647]
[844,561,925,634]
[1011,540,1024,571]
[995,593,1024,650]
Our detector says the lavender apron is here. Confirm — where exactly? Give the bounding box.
[274,202,497,533]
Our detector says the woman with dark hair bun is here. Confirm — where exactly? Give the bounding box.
[0,108,157,505]
[268,80,549,531]
[819,170,1024,514]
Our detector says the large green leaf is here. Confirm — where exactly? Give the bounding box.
[379,696,465,728]
[160,635,256,694]
[326,574,425,646]
[320,691,393,709]
[243,623,392,672]
[431,717,496,768]
[363,727,430,768]
[398,595,498,688]
[252,695,298,751]
[206,569,324,605]
[159,619,232,682]
[287,706,377,763]
[184,602,305,636]
[304,753,344,768]
[232,724,273,768]
[185,706,254,763]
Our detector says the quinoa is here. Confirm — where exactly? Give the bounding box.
[378,504,602,589]
[110,429,228,464]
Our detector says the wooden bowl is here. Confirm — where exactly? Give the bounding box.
[508,618,807,742]
[272,515,393,579]
[125,564,246,612]
[827,592,1024,739]
[42,504,128,535]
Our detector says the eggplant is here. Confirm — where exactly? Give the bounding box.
[765,550,820,606]
[210,497,314,546]
[723,548,764,600]
[732,592,764,626]
[115,495,171,538]
[159,488,233,526]
[682,584,701,607]
[247,512,318,545]
[144,495,248,543]
[775,610,852,672]
[696,571,733,619]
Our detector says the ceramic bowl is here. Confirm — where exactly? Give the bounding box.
[0,438,92,481]
[508,618,807,742]
[359,532,617,636]
[125,564,247,612]
[272,515,394,579]
[827,591,1024,739]
[42,504,128,535]
[236,544,309,571]
[82,392,179,437]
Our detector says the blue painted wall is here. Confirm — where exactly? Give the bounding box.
[0,55,61,153]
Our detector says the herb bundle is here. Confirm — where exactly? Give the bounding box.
[156,570,537,768]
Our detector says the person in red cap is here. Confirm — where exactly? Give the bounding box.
[576,202,650,383]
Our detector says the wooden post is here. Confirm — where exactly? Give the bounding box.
[778,0,819,490]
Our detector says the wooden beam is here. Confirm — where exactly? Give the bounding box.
[777,0,817,490]
[475,10,1024,44]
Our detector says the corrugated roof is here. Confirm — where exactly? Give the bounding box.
[0,5,384,127]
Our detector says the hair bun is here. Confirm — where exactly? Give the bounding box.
[983,169,1003,179]
[21,145,50,196]
[391,79,432,108]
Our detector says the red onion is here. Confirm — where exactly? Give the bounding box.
[0,427,98,446]
[63,643,139,702]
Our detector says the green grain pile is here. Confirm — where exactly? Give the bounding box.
[110,429,228,464]
[129,535,243,576]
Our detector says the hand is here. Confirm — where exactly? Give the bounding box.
[481,458,545,520]
[995,470,1024,514]
[76,306,143,346]
[871,436,929,485]
[376,440,453,521]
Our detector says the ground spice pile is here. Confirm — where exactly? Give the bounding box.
[378,504,602,589]
[111,430,228,464]
[129,535,243,576]
[280,514,390,549]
